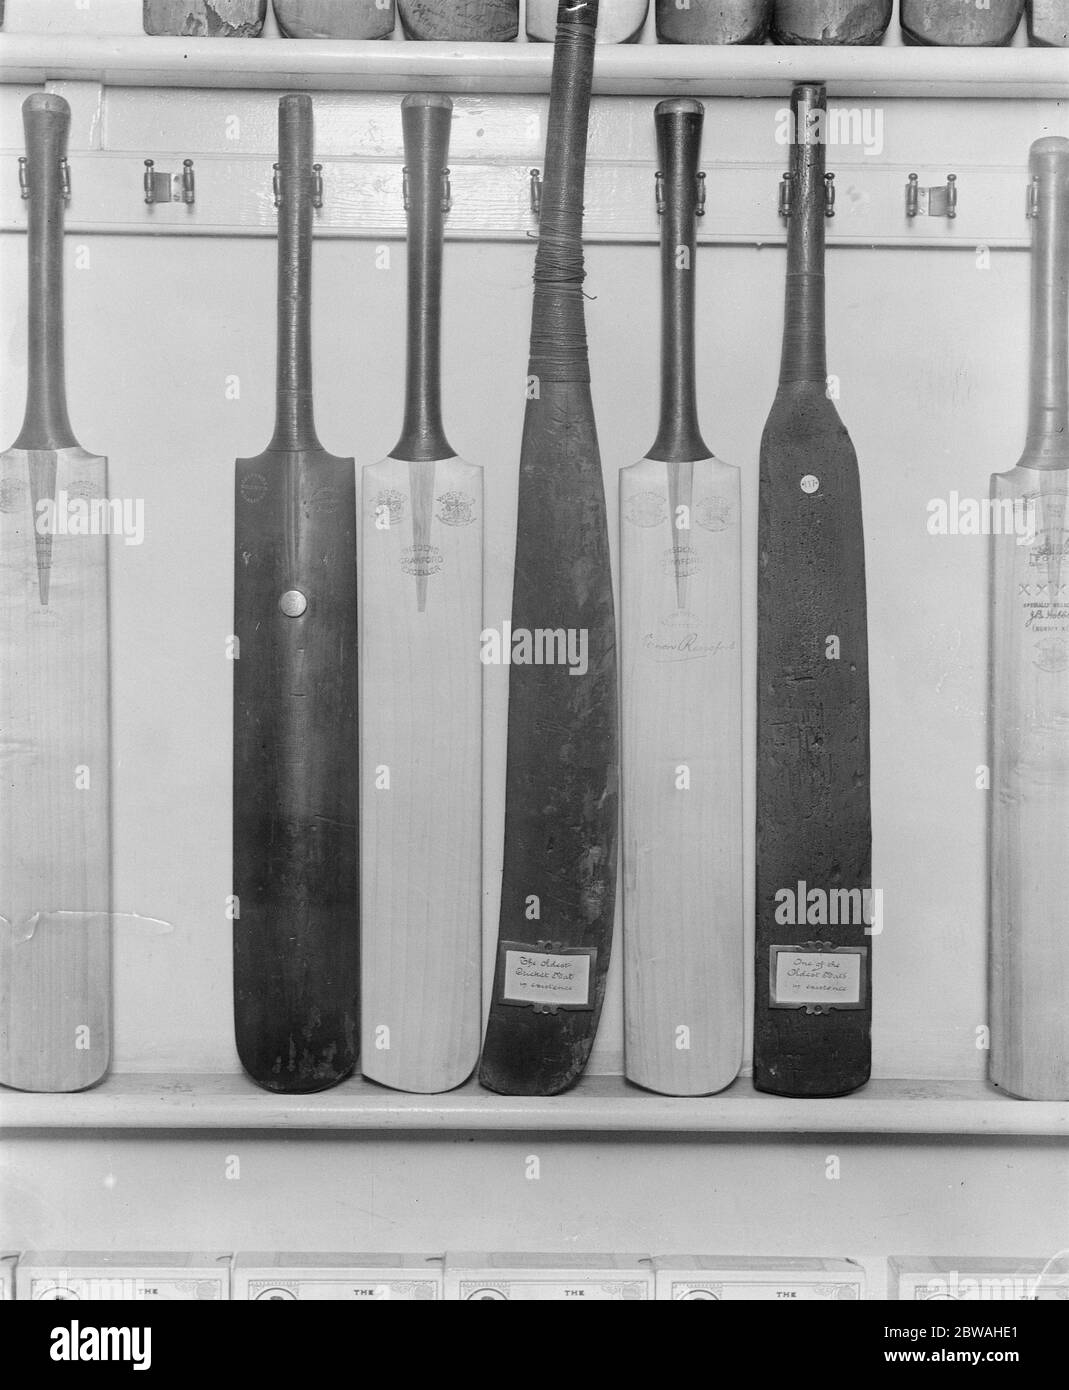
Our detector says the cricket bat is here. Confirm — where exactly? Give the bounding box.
[621,99,743,1097]
[754,82,872,1099]
[479,0,618,1096]
[397,0,519,40]
[0,94,111,1095]
[527,0,648,42]
[990,137,1069,1102]
[360,94,483,1095]
[233,94,359,1094]
[273,0,396,39]
[143,1,267,35]
[656,0,772,44]
[1028,0,1069,44]
[772,0,892,45]
[901,0,1025,45]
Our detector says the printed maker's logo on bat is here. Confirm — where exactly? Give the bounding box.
[436,490,476,527]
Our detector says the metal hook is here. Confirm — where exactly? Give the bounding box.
[401,166,410,213]
[529,167,542,219]
[654,171,665,216]
[442,167,452,215]
[824,172,836,219]
[906,173,920,219]
[272,162,281,209]
[946,174,958,220]
[312,163,324,210]
[144,158,156,205]
[18,156,28,200]
[181,158,195,206]
[906,173,958,221]
[696,171,706,218]
[1026,174,1043,220]
[60,158,71,202]
[778,173,792,220]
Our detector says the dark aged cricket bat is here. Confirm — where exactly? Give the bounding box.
[901,0,1025,45]
[990,137,1069,1102]
[1028,0,1069,44]
[233,95,359,1094]
[772,0,892,45]
[528,0,647,42]
[0,94,111,1094]
[656,0,772,44]
[397,0,519,40]
[479,0,617,1096]
[273,0,395,39]
[754,83,872,1099]
[361,95,483,1095]
[621,100,743,1096]
[143,1,267,35]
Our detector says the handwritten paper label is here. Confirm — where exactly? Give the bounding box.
[497,943,596,1011]
[769,947,866,1011]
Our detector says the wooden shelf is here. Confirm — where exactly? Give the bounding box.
[0,36,1065,99]
[1,1073,1065,1136]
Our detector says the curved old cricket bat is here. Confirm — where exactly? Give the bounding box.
[990,137,1069,1102]
[361,95,483,1095]
[656,0,772,44]
[397,0,519,40]
[233,95,359,1094]
[901,0,1025,45]
[0,94,111,1094]
[143,1,267,35]
[754,83,872,1098]
[621,99,743,1097]
[479,0,617,1096]
[273,0,396,38]
[527,0,648,42]
[772,0,891,44]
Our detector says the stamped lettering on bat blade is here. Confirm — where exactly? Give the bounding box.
[695,495,735,532]
[240,473,268,505]
[495,941,597,1014]
[663,545,702,579]
[625,491,669,528]
[0,478,27,512]
[401,544,442,578]
[768,944,867,1015]
[375,489,406,527]
[436,490,477,527]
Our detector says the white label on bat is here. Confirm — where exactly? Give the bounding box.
[246,1279,437,1301]
[500,948,593,1008]
[669,1279,861,1301]
[770,948,865,1009]
[460,1279,647,1301]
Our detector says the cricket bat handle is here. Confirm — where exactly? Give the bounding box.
[651,98,708,464]
[16,94,76,453]
[1023,138,1069,469]
[529,0,599,385]
[396,93,454,462]
[781,84,828,387]
[270,93,319,454]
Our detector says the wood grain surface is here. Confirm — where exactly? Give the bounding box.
[772,0,892,45]
[656,0,772,44]
[397,0,519,40]
[901,0,1025,45]
[273,0,395,39]
[143,0,267,35]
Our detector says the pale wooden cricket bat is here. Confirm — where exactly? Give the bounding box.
[360,95,483,1094]
[0,94,111,1094]
[990,137,1069,1102]
[527,0,648,42]
[621,100,743,1096]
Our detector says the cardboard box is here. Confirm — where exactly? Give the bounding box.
[654,1256,865,1301]
[1,1254,17,1300]
[233,1254,441,1301]
[889,1257,1069,1301]
[444,1253,652,1301]
[16,1252,230,1301]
